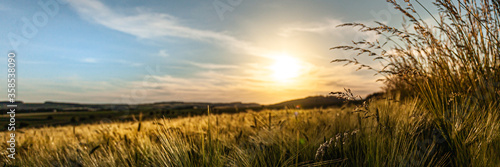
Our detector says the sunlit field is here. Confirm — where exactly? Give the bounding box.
[0,100,445,166]
[2,98,499,166]
[2,0,500,166]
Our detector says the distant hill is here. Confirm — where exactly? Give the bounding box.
[138,101,261,111]
[0,101,129,113]
[0,96,377,130]
[0,93,383,113]
[0,101,261,113]
[267,95,346,109]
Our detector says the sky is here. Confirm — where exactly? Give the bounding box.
[0,0,436,104]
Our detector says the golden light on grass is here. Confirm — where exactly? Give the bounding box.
[269,53,302,81]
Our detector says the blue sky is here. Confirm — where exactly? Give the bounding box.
[0,0,435,104]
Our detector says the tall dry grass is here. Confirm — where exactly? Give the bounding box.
[332,0,500,166]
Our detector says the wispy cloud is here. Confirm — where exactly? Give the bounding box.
[121,62,382,104]
[81,57,98,63]
[114,59,143,67]
[65,0,266,57]
[56,1,384,104]
[79,57,142,66]
[280,19,380,42]
[280,19,343,37]
[20,77,127,103]
[187,61,238,70]
[157,49,169,57]
[17,59,382,104]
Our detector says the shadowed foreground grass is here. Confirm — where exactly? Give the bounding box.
[2,97,499,166]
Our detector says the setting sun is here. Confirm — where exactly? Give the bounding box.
[269,53,302,81]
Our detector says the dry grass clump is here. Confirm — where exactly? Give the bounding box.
[332,0,500,166]
[333,0,500,106]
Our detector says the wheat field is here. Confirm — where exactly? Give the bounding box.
[2,97,499,166]
[2,0,500,166]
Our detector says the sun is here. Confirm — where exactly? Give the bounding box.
[269,53,302,81]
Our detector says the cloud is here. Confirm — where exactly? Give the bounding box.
[81,57,98,63]
[280,19,380,42]
[158,49,169,57]
[52,1,385,104]
[280,19,343,37]
[65,0,266,57]
[16,58,383,104]
[120,61,383,104]
[186,61,238,70]
[19,77,128,103]
[114,59,143,67]
[80,57,142,66]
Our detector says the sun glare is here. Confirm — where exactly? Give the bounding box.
[269,53,302,81]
